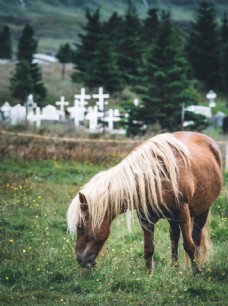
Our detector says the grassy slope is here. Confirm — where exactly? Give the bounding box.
[0,0,227,54]
[0,159,227,305]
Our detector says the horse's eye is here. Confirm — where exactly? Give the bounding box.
[77,225,84,229]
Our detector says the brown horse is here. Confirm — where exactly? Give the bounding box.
[67,132,223,273]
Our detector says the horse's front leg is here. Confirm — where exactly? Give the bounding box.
[168,220,180,267]
[178,203,201,274]
[141,224,155,273]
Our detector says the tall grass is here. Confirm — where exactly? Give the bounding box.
[0,160,227,305]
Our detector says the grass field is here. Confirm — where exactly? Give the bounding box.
[0,159,227,306]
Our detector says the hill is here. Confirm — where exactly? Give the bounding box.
[0,0,227,54]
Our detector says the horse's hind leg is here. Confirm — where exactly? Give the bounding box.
[178,203,201,274]
[168,220,180,267]
[192,209,210,264]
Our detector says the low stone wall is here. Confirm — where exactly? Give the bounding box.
[0,130,227,167]
[0,130,140,163]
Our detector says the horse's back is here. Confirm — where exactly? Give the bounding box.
[173,132,223,216]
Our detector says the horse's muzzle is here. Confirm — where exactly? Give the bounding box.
[77,252,96,268]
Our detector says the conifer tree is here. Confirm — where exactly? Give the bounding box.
[187,1,220,89]
[142,8,159,47]
[56,42,72,80]
[72,9,122,92]
[72,9,102,85]
[220,12,228,96]
[0,26,12,59]
[117,3,142,86]
[10,24,46,103]
[126,12,198,136]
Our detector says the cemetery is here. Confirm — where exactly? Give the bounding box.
[0,87,126,134]
[1,87,227,136]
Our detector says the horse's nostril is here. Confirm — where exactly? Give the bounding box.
[77,252,96,268]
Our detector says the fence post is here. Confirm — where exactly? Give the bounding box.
[225,144,228,172]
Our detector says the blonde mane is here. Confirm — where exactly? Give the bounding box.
[67,133,191,235]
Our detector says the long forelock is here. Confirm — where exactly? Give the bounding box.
[67,133,191,235]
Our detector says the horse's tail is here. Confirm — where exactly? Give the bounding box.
[185,213,212,266]
[197,213,213,265]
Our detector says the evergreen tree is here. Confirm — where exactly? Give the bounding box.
[72,9,102,85]
[220,12,228,96]
[0,26,12,59]
[187,1,220,89]
[56,42,72,80]
[72,9,122,92]
[10,24,46,103]
[10,61,33,101]
[117,3,142,86]
[142,8,159,47]
[126,12,198,136]
[17,24,37,63]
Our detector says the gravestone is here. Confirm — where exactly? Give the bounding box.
[42,105,60,121]
[25,94,37,115]
[74,88,91,108]
[185,105,212,118]
[27,107,42,128]
[223,116,228,135]
[105,109,120,130]
[68,99,87,127]
[10,104,26,125]
[56,96,69,119]
[93,87,109,111]
[0,102,12,120]
[86,106,102,131]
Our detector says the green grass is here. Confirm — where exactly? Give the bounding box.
[0,160,227,305]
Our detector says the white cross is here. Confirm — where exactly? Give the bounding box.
[67,99,86,126]
[86,106,102,131]
[27,106,42,128]
[74,88,91,108]
[26,94,37,114]
[56,96,69,113]
[93,87,109,111]
[105,108,120,130]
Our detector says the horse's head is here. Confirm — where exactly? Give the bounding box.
[76,192,111,268]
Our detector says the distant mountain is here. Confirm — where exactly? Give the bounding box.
[0,0,227,54]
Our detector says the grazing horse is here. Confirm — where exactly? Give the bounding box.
[67,132,223,273]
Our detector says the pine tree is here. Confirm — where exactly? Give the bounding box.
[72,9,102,85]
[10,61,33,101]
[56,43,72,80]
[142,8,159,47]
[220,12,228,96]
[10,24,46,103]
[126,12,198,136]
[0,26,12,59]
[187,1,220,89]
[17,24,37,63]
[117,3,142,86]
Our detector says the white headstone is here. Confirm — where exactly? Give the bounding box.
[68,99,86,126]
[1,102,12,120]
[86,106,102,131]
[185,105,212,118]
[27,107,42,128]
[93,87,109,111]
[25,94,37,114]
[133,98,139,107]
[56,96,69,117]
[105,108,120,130]
[74,88,91,108]
[42,105,60,120]
[10,104,26,125]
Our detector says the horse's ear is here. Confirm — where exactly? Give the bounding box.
[79,192,88,210]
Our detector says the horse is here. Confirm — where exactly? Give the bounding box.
[67,131,223,273]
